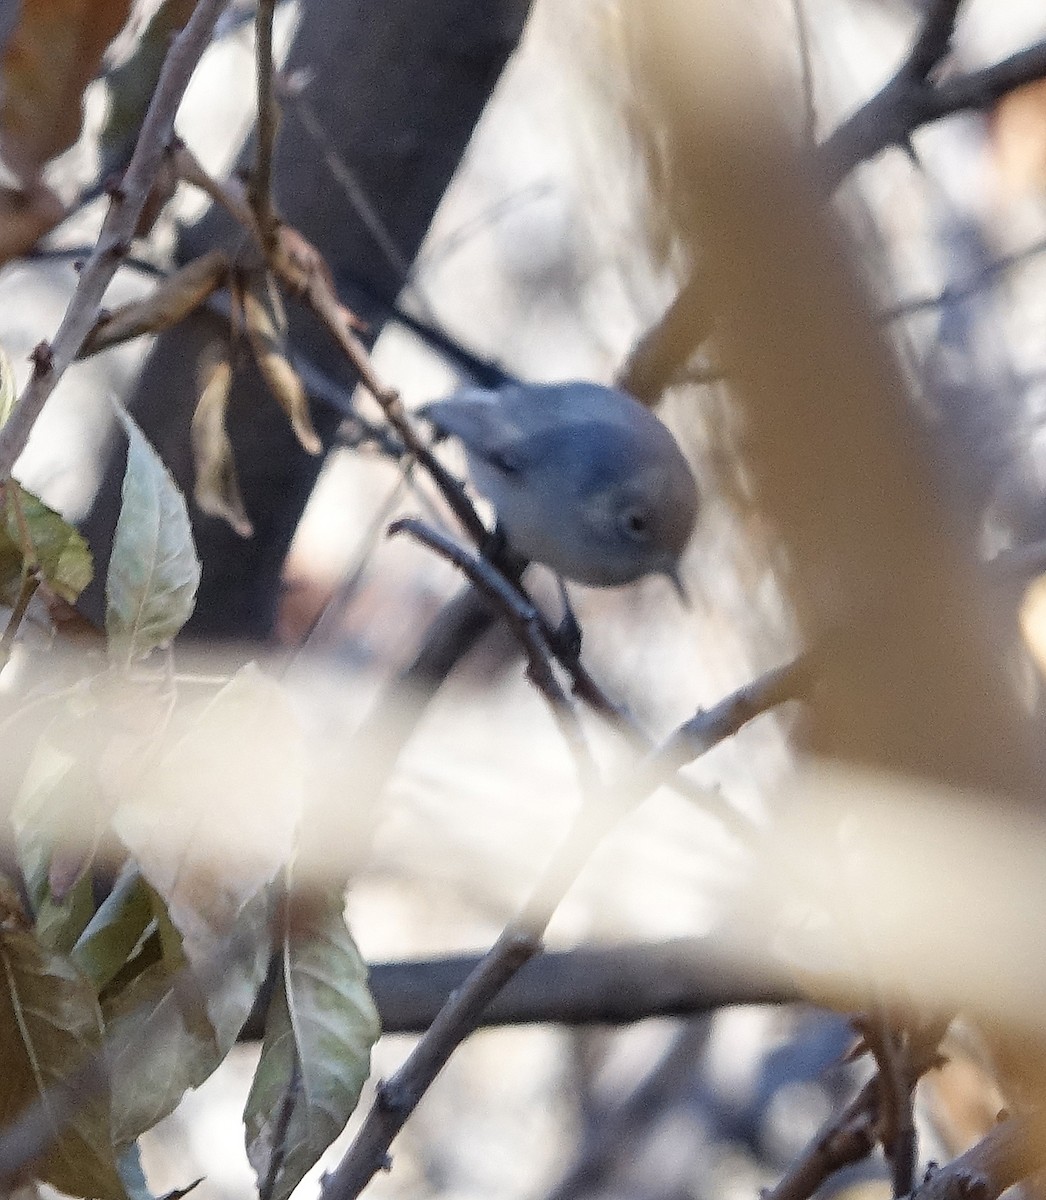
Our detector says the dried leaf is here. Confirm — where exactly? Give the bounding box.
[81,251,229,358]
[0,0,135,182]
[105,404,201,664]
[0,925,125,1199]
[242,271,323,455]
[245,890,380,1200]
[0,183,64,265]
[190,340,253,536]
[0,481,94,604]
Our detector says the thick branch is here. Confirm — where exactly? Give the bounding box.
[364,938,798,1034]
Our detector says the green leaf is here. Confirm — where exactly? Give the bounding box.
[103,886,274,1145]
[72,868,156,993]
[35,869,96,955]
[0,481,94,604]
[245,889,380,1200]
[105,404,200,664]
[102,664,306,1141]
[102,958,221,1146]
[0,923,126,1199]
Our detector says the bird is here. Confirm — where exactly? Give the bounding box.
[421,381,699,598]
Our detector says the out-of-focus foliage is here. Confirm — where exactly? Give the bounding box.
[0,0,134,182]
[100,0,199,175]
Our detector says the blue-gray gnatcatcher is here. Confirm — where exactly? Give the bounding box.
[422,381,699,596]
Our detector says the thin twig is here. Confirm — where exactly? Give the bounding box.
[883,232,1046,320]
[764,1030,946,1200]
[320,655,810,1200]
[278,77,420,306]
[250,0,279,248]
[861,1015,918,1197]
[909,1110,1046,1200]
[819,29,1046,191]
[0,0,232,482]
[389,517,599,794]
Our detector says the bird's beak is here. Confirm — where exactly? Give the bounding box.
[666,565,691,607]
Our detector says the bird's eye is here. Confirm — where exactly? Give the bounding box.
[619,509,652,542]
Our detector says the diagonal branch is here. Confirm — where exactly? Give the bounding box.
[819,27,1046,191]
[0,0,233,481]
[320,654,809,1200]
[905,0,963,83]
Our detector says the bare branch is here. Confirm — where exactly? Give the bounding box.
[910,1112,1046,1200]
[388,517,598,794]
[361,938,800,1034]
[320,655,809,1200]
[0,0,233,481]
[905,0,963,83]
[765,1025,948,1200]
[819,35,1046,191]
[882,232,1046,320]
[250,0,279,247]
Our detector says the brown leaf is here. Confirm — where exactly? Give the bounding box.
[190,340,253,536]
[0,0,135,183]
[991,78,1046,197]
[241,269,322,455]
[0,184,65,266]
[80,250,229,358]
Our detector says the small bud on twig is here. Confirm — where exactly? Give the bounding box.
[29,342,53,375]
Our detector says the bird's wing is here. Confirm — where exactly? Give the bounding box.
[421,393,532,474]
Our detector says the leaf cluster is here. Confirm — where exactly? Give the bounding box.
[0,401,379,1200]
